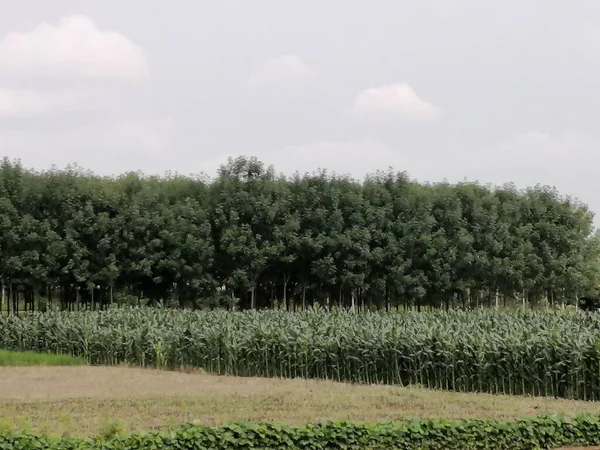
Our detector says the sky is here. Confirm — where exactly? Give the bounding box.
[1,1,600,217]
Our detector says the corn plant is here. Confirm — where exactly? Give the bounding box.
[3,307,600,400]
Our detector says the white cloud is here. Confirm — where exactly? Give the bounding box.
[0,118,176,175]
[0,89,50,118]
[424,129,600,222]
[352,83,440,122]
[0,88,87,118]
[482,130,600,188]
[248,54,308,88]
[496,130,588,161]
[425,0,469,19]
[501,130,600,219]
[110,118,176,156]
[200,140,406,180]
[418,130,600,187]
[0,15,148,82]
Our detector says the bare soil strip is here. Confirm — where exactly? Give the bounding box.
[0,366,599,439]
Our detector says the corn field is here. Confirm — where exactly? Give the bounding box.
[2,307,600,400]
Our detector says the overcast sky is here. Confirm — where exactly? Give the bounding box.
[1,1,600,218]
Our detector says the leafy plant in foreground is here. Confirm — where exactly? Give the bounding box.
[2,416,600,449]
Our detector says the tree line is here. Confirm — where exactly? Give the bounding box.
[0,155,598,313]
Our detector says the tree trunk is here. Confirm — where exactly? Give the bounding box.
[495,289,499,310]
[385,282,390,312]
[250,273,260,310]
[283,273,290,311]
[302,282,307,310]
[12,286,18,316]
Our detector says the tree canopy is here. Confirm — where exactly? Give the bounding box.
[0,156,597,312]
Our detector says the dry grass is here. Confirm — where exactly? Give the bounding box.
[0,366,599,438]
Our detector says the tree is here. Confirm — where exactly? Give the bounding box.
[0,155,595,312]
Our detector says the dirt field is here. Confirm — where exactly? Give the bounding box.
[0,366,599,439]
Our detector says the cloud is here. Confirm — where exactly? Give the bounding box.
[424,0,469,18]
[0,88,88,118]
[0,89,50,118]
[482,130,600,188]
[0,118,176,175]
[248,54,308,88]
[425,129,600,221]
[496,130,586,161]
[352,83,440,122]
[200,140,406,180]
[0,15,148,82]
[417,130,600,187]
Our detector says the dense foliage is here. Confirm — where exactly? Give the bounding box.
[0,156,598,312]
[5,308,600,400]
[3,415,600,449]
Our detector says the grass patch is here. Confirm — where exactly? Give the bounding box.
[0,350,85,366]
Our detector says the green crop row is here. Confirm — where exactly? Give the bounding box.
[3,416,600,449]
[4,307,600,400]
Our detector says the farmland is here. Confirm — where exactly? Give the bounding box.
[4,308,600,447]
[1,159,600,447]
[1,365,600,438]
[1,1,598,446]
[4,307,600,401]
